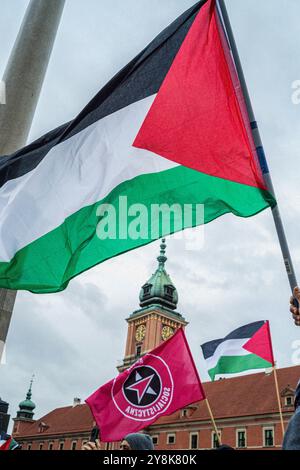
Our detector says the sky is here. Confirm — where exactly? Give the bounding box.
[0,0,300,430]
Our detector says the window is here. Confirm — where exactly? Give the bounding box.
[59,441,64,450]
[236,430,246,448]
[48,442,54,450]
[167,434,176,445]
[264,428,274,447]
[136,345,142,357]
[143,285,151,296]
[286,396,293,407]
[39,443,44,451]
[164,286,174,298]
[181,409,188,418]
[152,435,158,446]
[39,422,48,433]
[190,433,198,450]
[71,441,77,450]
[212,432,221,449]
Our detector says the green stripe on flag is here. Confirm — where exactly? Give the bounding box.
[208,354,273,381]
[0,165,275,293]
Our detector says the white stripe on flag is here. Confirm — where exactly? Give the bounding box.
[0,95,178,262]
[204,338,250,370]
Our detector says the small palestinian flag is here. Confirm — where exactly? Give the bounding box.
[0,0,275,293]
[201,321,275,381]
[0,435,19,451]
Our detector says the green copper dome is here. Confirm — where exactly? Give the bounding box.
[17,377,35,420]
[18,398,36,411]
[139,239,178,310]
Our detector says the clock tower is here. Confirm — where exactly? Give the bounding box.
[118,239,187,372]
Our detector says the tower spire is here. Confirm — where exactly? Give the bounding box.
[16,375,36,421]
[139,238,178,310]
[26,374,35,401]
[119,238,187,373]
[157,238,167,269]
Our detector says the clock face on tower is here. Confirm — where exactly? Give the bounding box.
[135,324,146,342]
[161,325,174,341]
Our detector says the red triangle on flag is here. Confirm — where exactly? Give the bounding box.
[0,438,12,451]
[243,322,274,365]
[133,0,266,190]
[126,374,155,404]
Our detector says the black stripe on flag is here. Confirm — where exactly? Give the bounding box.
[0,1,207,188]
[201,321,266,360]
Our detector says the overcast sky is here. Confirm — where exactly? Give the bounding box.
[0,0,300,431]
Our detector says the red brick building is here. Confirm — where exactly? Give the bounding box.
[12,240,299,450]
[148,366,298,450]
[12,367,299,451]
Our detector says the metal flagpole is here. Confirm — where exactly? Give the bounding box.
[0,0,66,355]
[216,0,299,310]
[0,0,66,155]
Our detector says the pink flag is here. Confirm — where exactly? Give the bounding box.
[86,328,205,442]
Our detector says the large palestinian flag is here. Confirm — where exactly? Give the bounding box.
[0,0,275,293]
[201,321,275,381]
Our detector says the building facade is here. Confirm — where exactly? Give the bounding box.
[12,240,299,450]
[146,368,298,450]
[12,367,299,451]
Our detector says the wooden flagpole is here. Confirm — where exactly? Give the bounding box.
[265,321,285,439]
[273,365,285,438]
[205,398,222,447]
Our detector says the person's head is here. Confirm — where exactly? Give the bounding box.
[215,444,235,451]
[120,433,154,450]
